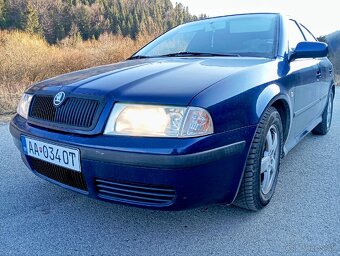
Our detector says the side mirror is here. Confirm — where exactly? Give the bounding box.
[289,41,328,61]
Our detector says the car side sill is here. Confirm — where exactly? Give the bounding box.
[283,116,322,155]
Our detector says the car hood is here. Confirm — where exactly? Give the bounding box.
[28,57,271,105]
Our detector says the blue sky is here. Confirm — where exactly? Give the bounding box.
[170,0,340,36]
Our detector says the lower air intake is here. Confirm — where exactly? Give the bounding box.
[95,178,176,206]
[29,157,87,191]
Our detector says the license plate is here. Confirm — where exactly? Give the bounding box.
[21,137,81,172]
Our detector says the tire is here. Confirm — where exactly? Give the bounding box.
[234,107,283,211]
[312,90,334,135]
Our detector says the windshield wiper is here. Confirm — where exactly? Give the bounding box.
[128,52,241,60]
[156,52,241,57]
[128,55,152,60]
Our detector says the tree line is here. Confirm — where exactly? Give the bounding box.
[318,32,340,81]
[0,0,207,44]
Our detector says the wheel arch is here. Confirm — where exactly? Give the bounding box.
[271,99,291,143]
[255,84,292,143]
[231,90,291,206]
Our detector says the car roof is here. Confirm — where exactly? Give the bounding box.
[195,12,282,22]
[190,13,302,27]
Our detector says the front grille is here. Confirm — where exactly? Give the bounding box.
[29,95,100,129]
[29,157,87,191]
[95,178,176,206]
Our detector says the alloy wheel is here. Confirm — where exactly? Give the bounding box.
[260,125,279,195]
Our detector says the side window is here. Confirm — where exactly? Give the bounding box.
[287,20,305,51]
[299,24,317,42]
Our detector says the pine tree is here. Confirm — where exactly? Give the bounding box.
[0,0,5,28]
[131,10,139,39]
[22,3,43,35]
[116,24,122,36]
[68,23,83,45]
[73,4,92,40]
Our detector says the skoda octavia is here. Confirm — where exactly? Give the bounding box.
[10,13,335,211]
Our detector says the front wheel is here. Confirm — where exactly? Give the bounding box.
[312,90,334,135]
[234,107,283,211]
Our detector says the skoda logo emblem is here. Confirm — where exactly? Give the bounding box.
[53,92,66,107]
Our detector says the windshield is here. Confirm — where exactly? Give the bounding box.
[134,14,279,59]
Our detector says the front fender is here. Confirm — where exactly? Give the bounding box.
[189,59,293,133]
[190,81,292,134]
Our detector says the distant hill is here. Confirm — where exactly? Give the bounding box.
[0,0,206,44]
[320,31,340,85]
[326,31,340,53]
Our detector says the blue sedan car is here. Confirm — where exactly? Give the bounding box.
[10,13,335,211]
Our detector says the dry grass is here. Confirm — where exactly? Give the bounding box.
[335,74,340,86]
[0,30,155,114]
[0,114,13,124]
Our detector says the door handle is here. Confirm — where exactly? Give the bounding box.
[316,71,322,79]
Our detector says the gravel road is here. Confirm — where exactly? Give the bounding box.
[0,89,339,256]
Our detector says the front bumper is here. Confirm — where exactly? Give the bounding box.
[10,115,257,210]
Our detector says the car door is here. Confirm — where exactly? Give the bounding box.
[317,58,333,103]
[287,19,321,141]
[299,24,332,109]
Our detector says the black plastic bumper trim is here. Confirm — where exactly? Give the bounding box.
[81,141,245,169]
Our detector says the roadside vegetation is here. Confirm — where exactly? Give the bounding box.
[0,30,154,114]
[319,31,340,85]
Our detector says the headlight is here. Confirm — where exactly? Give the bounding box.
[104,103,214,138]
[17,93,33,119]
